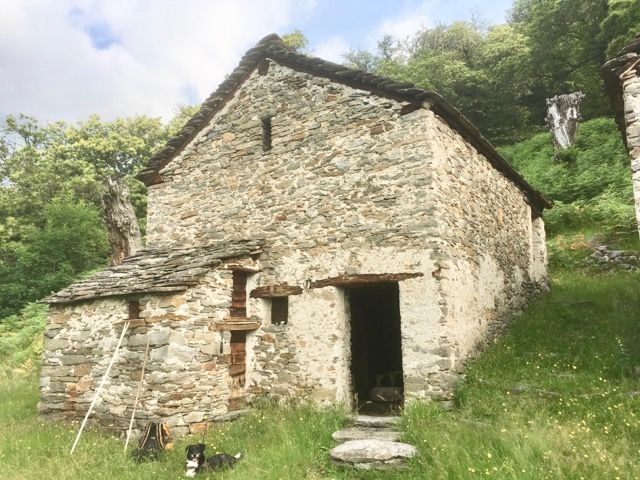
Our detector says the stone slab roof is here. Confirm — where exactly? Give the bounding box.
[136,34,551,213]
[42,239,263,305]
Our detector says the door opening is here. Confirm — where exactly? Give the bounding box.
[348,282,403,414]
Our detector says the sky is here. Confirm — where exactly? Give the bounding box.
[0,0,513,124]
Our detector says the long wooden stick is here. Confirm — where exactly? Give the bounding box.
[70,321,130,455]
[124,338,150,453]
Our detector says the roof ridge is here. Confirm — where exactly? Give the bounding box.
[136,34,551,212]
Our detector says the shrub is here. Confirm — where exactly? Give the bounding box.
[499,117,634,236]
[0,303,48,375]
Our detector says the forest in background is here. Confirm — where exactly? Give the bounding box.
[0,0,639,320]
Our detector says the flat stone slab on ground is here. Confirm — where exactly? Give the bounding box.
[354,415,401,428]
[330,439,417,470]
[332,426,402,443]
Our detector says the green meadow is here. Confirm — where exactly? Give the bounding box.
[1,265,639,479]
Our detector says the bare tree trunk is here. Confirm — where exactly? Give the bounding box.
[101,178,143,266]
[546,92,585,155]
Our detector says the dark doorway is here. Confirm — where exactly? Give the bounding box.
[348,283,403,413]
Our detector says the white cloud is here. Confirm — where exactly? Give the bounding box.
[311,36,350,64]
[374,2,432,43]
[0,0,315,123]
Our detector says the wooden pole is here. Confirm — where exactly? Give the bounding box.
[124,338,150,453]
[70,321,130,455]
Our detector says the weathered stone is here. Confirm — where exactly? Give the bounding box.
[44,338,70,350]
[184,412,204,423]
[332,427,402,443]
[354,416,401,428]
[59,355,88,366]
[330,440,416,470]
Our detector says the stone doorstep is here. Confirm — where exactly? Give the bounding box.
[332,426,402,443]
[329,439,417,471]
[353,415,401,428]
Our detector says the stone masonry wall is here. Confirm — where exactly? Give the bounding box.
[621,72,640,236]
[143,61,543,405]
[146,61,440,255]
[40,59,548,429]
[420,110,548,392]
[39,262,255,437]
[245,248,440,407]
[144,61,453,402]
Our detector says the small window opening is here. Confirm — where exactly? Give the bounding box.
[261,115,273,151]
[271,297,288,325]
[128,300,141,319]
[231,271,248,317]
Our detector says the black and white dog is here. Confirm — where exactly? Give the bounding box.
[185,443,241,477]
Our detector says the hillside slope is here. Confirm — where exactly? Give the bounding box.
[500,117,635,236]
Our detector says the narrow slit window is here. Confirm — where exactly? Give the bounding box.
[128,300,141,319]
[271,297,288,325]
[261,115,273,151]
[231,271,248,317]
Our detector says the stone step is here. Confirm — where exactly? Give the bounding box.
[353,415,401,428]
[332,426,402,443]
[330,439,417,470]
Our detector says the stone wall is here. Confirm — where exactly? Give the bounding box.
[39,262,256,437]
[146,61,441,256]
[423,110,548,388]
[245,248,441,407]
[622,72,640,236]
[41,59,549,426]
[143,60,546,402]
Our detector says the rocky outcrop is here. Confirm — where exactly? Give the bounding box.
[589,245,640,270]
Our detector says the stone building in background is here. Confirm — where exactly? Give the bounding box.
[39,35,551,437]
[603,34,640,237]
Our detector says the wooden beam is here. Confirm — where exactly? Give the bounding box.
[250,284,303,298]
[211,317,261,331]
[224,264,262,273]
[309,272,423,289]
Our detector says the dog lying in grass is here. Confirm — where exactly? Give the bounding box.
[185,443,241,477]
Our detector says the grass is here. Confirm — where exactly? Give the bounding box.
[1,258,639,478]
[401,270,640,479]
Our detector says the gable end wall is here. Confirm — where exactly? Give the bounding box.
[142,61,546,404]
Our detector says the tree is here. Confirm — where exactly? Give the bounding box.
[347,21,534,143]
[0,111,192,316]
[0,199,109,318]
[282,30,309,53]
[509,0,610,122]
[599,0,640,58]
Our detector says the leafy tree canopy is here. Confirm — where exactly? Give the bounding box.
[0,108,194,318]
[599,0,640,58]
[344,0,620,144]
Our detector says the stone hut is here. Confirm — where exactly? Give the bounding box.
[39,34,551,436]
[603,33,640,237]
